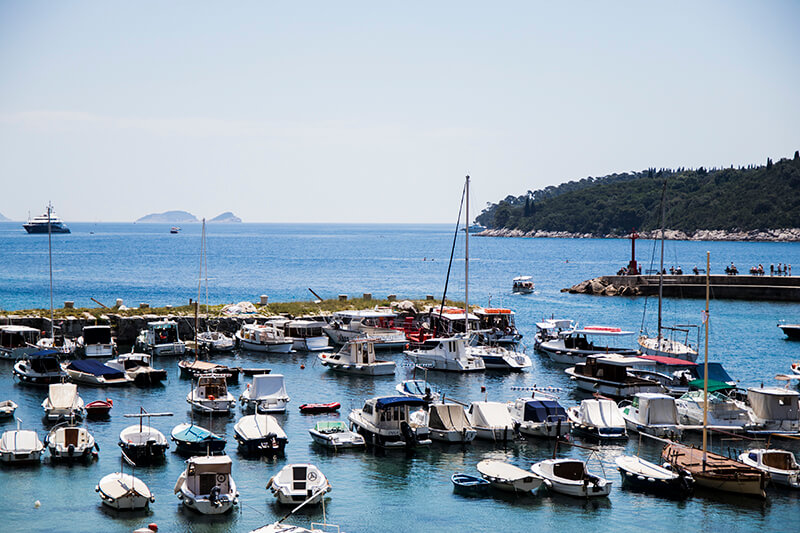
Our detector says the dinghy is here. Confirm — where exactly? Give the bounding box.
[86,399,113,418]
[240,373,291,413]
[308,421,365,449]
[96,472,155,510]
[0,420,44,464]
[566,399,628,440]
[174,455,239,514]
[477,459,543,493]
[531,458,612,498]
[64,359,133,387]
[0,400,17,419]
[234,413,288,455]
[267,463,331,505]
[299,402,341,414]
[171,423,226,455]
[467,401,515,441]
[45,422,98,462]
[42,383,85,421]
[738,449,800,489]
[451,473,490,494]
[615,455,693,498]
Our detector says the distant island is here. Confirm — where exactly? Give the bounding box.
[209,211,242,223]
[475,151,800,241]
[136,210,199,223]
[0,211,9,221]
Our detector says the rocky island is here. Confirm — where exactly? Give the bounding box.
[136,210,199,223]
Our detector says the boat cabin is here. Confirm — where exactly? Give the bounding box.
[360,396,426,431]
[83,325,112,345]
[426,307,479,336]
[185,455,233,498]
[474,308,517,332]
[195,375,230,400]
[0,325,41,354]
[747,387,799,423]
[330,310,400,329]
[148,321,180,344]
[573,355,657,383]
[512,276,535,292]
[284,320,326,338]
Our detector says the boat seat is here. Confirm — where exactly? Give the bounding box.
[553,461,586,481]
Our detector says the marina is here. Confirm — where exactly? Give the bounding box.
[0,222,799,532]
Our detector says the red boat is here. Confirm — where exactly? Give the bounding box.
[86,398,113,418]
[299,402,341,414]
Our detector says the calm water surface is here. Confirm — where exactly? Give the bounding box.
[0,222,798,532]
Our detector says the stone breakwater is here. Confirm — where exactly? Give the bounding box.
[562,278,641,296]
[478,227,800,242]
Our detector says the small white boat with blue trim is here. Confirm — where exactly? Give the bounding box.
[531,458,612,498]
[308,421,365,449]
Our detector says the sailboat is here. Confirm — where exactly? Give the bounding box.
[638,182,698,362]
[661,252,767,498]
[194,219,235,353]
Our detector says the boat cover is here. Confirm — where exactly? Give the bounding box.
[428,404,471,431]
[578,399,625,428]
[693,362,734,383]
[0,429,42,452]
[637,394,678,425]
[29,352,61,373]
[640,355,697,366]
[470,402,514,428]
[68,359,125,379]
[476,460,531,481]
[172,424,220,443]
[251,374,287,399]
[48,383,79,409]
[375,396,426,409]
[523,400,568,423]
[747,388,800,420]
[235,414,287,440]
[688,379,732,392]
[99,473,151,500]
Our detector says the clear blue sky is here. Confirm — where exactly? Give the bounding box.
[1,1,798,222]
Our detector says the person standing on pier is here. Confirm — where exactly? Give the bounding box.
[771,264,774,275]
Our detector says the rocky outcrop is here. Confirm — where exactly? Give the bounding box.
[136,211,199,223]
[479,227,800,242]
[209,211,242,223]
[561,277,641,296]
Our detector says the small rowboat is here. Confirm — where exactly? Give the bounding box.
[299,402,341,414]
[241,367,272,377]
[86,399,113,418]
[451,473,490,494]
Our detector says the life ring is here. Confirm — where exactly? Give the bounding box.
[216,473,226,483]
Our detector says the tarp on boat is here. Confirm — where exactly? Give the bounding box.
[523,400,568,423]
[747,387,800,420]
[48,383,78,409]
[469,401,514,428]
[688,379,732,392]
[251,374,287,399]
[693,362,734,383]
[636,393,679,425]
[68,359,125,379]
[428,403,471,431]
[375,396,427,409]
[639,354,697,367]
[578,399,625,429]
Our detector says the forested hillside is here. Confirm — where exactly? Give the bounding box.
[475,152,800,234]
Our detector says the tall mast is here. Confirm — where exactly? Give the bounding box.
[47,203,54,338]
[702,251,710,468]
[464,175,469,335]
[195,219,205,346]
[657,180,666,342]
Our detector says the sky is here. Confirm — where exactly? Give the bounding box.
[1,1,799,223]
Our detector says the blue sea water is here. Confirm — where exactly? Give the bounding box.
[0,221,798,532]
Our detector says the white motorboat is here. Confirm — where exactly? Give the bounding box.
[531,458,612,498]
[197,330,235,352]
[738,449,800,489]
[470,342,531,371]
[308,421,365,449]
[566,399,628,440]
[119,413,171,465]
[64,359,134,387]
[45,422,97,462]
[236,323,293,353]
[675,390,758,430]
[42,383,85,421]
[507,397,570,439]
[404,336,486,372]
[565,354,664,398]
[413,403,476,443]
[512,276,535,294]
[467,401,515,441]
[0,325,41,359]
[473,307,523,346]
[0,400,18,419]
[187,374,236,413]
[240,373,291,413]
[175,455,239,514]
[135,320,186,356]
[396,379,441,402]
[284,320,330,351]
[105,352,167,385]
[348,396,431,448]
[477,459,543,492]
[323,310,408,349]
[424,307,480,338]
[12,350,67,385]
[96,472,155,510]
[744,386,800,434]
[234,414,288,455]
[319,338,396,376]
[619,393,683,438]
[267,463,331,505]
[615,455,694,498]
[80,325,116,357]
[540,326,639,365]
[36,327,79,358]
[0,420,44,464]
[533,319,575,351]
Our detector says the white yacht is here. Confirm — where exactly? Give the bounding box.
[239,373,290,413]
[236,323,293,353]
[135,320,186,356]
[619,393,682,438]
[283,320,330,351]
[79,325,116,358]
[675,390,758,431]
[466,401,515,441]
[348,396,431,448]
[319,338,396,375]
[404,336,485,372]
[187,374,236,414]
[23,207,70,233]
[267,463,331,505]
[512,276,535,294]
[323,310,408,349]
[175,455,239,514]
[471,342,531,371]
[539,326,639,365]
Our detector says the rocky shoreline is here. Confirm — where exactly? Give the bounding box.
[477,227,800,242]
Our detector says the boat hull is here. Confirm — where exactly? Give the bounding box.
[429,428,477,443]
[118,442,167,464]
[239,338,293,353]
[473,426,515,442]
[517,421,570,439]
[178,486,237,514]
[406,353,484,372]
[320,360,396,376]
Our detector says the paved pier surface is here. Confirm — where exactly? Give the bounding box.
[602,274,800,301]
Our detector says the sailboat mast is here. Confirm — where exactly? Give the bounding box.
[464,175,469,335]
[657,181,666,341]
[195,219,205,345]
[702,251,710,468]
[47,203,54,338]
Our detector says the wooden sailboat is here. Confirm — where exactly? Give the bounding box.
[661,252,766,498]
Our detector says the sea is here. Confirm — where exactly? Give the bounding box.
[0,221,798,532]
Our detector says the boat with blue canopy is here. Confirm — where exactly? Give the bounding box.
[508,397,570,438]
[171,423,226,455]
[65,359,133,386]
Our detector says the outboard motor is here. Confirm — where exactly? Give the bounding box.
[400,421,417,448]
[209,485,221,507]
[68,444,75,457]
